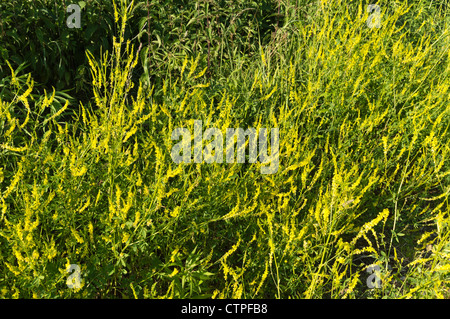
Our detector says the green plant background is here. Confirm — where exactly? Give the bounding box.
[0,0,449,299]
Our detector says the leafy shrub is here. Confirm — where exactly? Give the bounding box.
[0,0,115,102]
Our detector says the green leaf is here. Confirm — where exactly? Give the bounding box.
[85,25,98,40]
[36,29,44,44]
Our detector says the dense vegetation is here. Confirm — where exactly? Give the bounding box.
[0,0,449,298]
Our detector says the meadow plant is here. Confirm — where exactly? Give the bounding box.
[0,0,449,299]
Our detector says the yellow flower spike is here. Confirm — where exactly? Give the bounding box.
[71,228,84,244]
[43,100,69,126]
[136,171,142,187]
[123,125,138,143]
[187,55,200,79]
[342,273,360,299]
[211,290,220,299]
[32,250,39,260]
[260,85,277,101]
[170,248,180,263]
[122,232,130,244]
[133,212,140,228]
[130,283,138,299]
[169,268,179,278]
[5,60,19,87]
[351,209,389,246]
[170,206,180,218]
[2,161,24,199]
[4,117,16,137]
[86,222,94,243]
[194,66,208,79]
[180,56,188,77]
[18,99,31,129]
[113,0,119,23]
[0,142,28,153]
